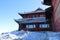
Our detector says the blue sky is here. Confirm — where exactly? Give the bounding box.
[0,0,51,33]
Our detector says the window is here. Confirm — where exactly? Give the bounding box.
[39,24,49,28]
[33,15,35,18]
[40,15,45,17]
[26,24,35,28]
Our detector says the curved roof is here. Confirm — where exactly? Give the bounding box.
[15,17,47,24]
[19,8,45,15]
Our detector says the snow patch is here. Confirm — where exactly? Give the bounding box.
[0,30,60,40]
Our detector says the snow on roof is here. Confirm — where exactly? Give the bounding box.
[15,17,47,23]
[39,4,51,10]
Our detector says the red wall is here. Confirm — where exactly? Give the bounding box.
[22,13,45,18]
[52,0,59,12]
[52,0,60,31]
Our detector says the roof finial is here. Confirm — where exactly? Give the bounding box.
[35,7,43,11]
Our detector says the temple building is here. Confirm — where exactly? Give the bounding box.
[15,0,53,31]
[15,0,60,31]
[44,0,60,31]
[15,7,53,31]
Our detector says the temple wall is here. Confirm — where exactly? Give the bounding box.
[23,13,45,18]
[52,0,60,31]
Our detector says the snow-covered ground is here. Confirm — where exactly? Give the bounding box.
[0,30,60,40]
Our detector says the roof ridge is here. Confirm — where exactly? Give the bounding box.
[35,7,43,11]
